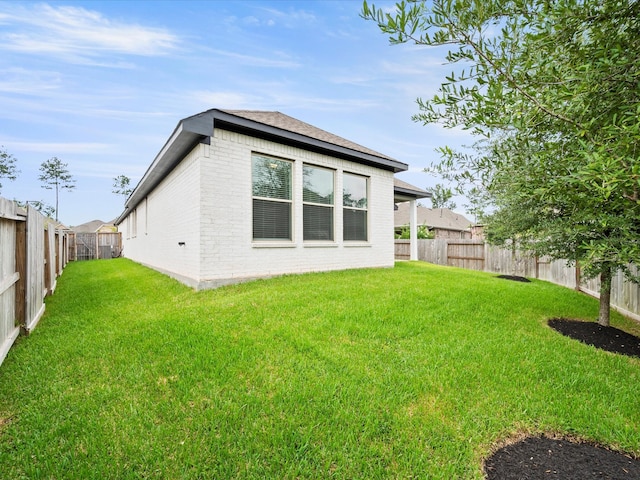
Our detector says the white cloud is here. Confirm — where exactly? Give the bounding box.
[0,3,181,64]
[256,6,317,28]
[242,16,260,27]
[209,48,301,69]
[0,67,62,95]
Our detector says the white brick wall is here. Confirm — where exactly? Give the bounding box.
[121,129,396,290]
[120,145,203,287]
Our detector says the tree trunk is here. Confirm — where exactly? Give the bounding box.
[598,265,612,327]
[55,184,59,222]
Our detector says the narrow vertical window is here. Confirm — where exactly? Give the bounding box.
[252,154,292,240]
[144,198,148,235]
[303,165,334,241]
[343,173,368,241]
[131,208,138,238]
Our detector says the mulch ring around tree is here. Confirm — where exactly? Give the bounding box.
[484,435,640,479]
[496,274,532,283]
[548,318,640,358]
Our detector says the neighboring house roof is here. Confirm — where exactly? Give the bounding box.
[118,109,410,224]
[394,202,472,232]
[71,219,114,233]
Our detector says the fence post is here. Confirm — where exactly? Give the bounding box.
[15,218,26,330]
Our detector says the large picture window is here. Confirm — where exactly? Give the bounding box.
[303,164,334,241]
[252,154,292,240]
[343,173,368,241]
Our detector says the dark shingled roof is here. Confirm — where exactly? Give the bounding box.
[219,110,394,161]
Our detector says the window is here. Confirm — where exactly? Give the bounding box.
[131,208,138,238]
[303,165,334,241]
[252,154,292,240]
[343,173,368,241]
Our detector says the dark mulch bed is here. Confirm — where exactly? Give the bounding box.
[497,274,532,283]
[484,436,640,479]
[485,320,640,478]
[548,318,640,358]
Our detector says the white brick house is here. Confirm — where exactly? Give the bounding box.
[116,109,428,289]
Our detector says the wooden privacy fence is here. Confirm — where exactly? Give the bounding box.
[396,238,640,321]
[0,197,70,368]
[68,232,122,261]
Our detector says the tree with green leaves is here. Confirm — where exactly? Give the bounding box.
[426,183,457,210]
[0,146,19,193]
[362,0,640,326]
[112,174,133,198]
[15,200,56,219]
[38,157,76,222]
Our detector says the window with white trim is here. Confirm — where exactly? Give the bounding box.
[303,164,334,241]
[252,154,292,240]
[343,173,368,241]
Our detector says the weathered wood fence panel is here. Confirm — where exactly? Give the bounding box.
[578,265,640,321]
[0,196,70,368]
[0,198,21,366]
[396,239,640,321]
[74,232,97,261]
[25,205,46,333]
[446,240,485,271]
[485,245,537,278]
[98,232,122,259]
[69,232,122,261]
[45,225,56,295]
[537,257,578,290]
[394,240,410,261]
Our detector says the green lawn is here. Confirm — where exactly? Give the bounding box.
[0,259,638,479]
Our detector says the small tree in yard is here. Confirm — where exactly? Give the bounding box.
[426,183,457,210]
[362,0,640,326]
[112,174,133,198]
[39,157,75,222]
[0,146,19,193]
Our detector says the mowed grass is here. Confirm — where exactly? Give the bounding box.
[0,260,639,479]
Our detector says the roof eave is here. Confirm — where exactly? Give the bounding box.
[394,187,432,202]
[116,117,211,225]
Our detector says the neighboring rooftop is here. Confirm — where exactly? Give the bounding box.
[394,202,472,232]
[71,219,115,233]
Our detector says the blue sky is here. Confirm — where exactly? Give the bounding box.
[0,0,471,227]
